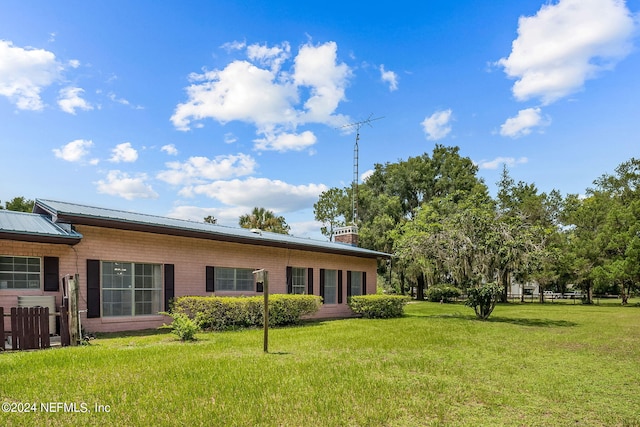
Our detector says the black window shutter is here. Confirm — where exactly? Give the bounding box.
[338,270,343,304]
[362,272,367,295]
[164,264,175,312]
[346,270,352,298]
[86,259,101,318]
[307,268,313,295]
[206,266,215,292]
[286,266,293,294]
[43,257,59,292]
[319,268,325,300]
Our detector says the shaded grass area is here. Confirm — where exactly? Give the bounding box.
[1,302,639,426]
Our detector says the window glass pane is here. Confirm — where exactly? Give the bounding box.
[103,262,132,289]
[215,267,254,291]
[27,274,40,289]
[324,270,337,304]
[14,259,27,272]
[0,256,41,289]
[292,267,306,294]
[215,267,234,291]
[351,271,362,296]
[103,262,161,317]
[27,258,40,272]
[135,290,153,315]
[235,269,254,291]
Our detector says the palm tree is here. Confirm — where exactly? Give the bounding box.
[239,207,291,235]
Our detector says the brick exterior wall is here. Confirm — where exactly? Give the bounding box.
[1,224,379,333]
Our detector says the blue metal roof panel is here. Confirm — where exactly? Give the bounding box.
[35,199,390,258]
[0,209,83,240]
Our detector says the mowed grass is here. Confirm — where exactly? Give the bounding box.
[1,302,639,426]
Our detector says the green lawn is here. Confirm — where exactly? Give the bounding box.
[1,302,639,426]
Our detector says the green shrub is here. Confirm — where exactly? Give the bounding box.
[173,295,322,331]
[425,284,462,303]
[269,294,323,325]
[160,312,200,341]
[464,282,502,320]
[348,295,410,319]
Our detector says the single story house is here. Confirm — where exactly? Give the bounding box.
[1,199,390,333]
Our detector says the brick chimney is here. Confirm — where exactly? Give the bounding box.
[334,225,358,247]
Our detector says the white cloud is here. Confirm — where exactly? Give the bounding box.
[361,169,374,182]
[293,42,352,124]
[500,107,550,138]
[95,170,158,200]
[253,130,317,152]
[421,109,453,140]
[224,133,237,144]
[289,220,325,238]
[160,144,178,156]
[477,156,529,170]
[497,0,636,104]
[52,139,93,162]
[221,40,246,52]
[108,92,143,109]
[108,92,130,105]
[246,42,290,72]
[379,64,398,91]
[0,40,62,110]
[157,153,256,186]
[171,41,352,151]
[58,86,93,114]
[181,177,328,212]
[171,60,298,130]
[109,142,138,163]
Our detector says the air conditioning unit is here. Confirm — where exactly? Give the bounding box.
[17,295,57,335]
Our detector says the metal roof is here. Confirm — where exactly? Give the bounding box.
[34,199,390,259]
[0,209,83,244]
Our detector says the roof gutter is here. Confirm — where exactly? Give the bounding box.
[0,230,82,245]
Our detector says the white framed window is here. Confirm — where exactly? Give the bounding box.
[215,267,254,292]
[102,261,162,317]
[323,269,337,304]
[0,256,41,289]
[350,271,362,296]
[292,267,306,295]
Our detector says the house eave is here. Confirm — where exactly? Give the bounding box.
[0,231,82,245]
[55,213,389,259]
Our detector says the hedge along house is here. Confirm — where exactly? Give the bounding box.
[0,199,390,333]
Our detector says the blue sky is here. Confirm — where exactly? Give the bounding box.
[1,0,639,239]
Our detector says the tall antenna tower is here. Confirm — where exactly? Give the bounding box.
[339,114,384,225]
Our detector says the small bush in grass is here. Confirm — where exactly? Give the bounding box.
[348,295,410,318]
[173,294,322,331]
[465,282,502,320]
[425,284,462,303]
[160,312,200,341]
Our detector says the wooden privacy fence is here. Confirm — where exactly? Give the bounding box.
[1,306,70,351]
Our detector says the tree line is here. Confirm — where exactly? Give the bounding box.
[314,145,640,304]
[0,197,34,212]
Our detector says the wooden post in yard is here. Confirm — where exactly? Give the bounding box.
[253,269,269,353]
[69,275,80,346]
[263,271,269,353]
[0,307,4,351]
